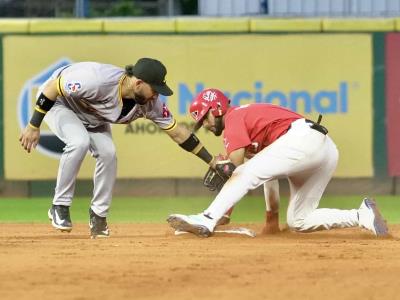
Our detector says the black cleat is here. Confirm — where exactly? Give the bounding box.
[89,208,110,239]
[48,205,72,232]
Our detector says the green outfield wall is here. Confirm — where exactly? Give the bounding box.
[0,18,398,188]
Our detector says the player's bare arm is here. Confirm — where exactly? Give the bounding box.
[164,123,190,144]
[165,124,215,167]
[19,79,59,153]
[262,180,281,234]
[228,148,245,166]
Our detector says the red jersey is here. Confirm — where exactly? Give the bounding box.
[223,103,303,157]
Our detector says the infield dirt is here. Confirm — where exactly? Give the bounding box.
[0,223,399,300]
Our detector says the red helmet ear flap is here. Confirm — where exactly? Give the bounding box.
[209,90,229,117]
[213,101,226,117]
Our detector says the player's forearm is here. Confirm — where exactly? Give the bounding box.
[166,123,190,143]
[228,148,245,166]
[29,79,58,129]
[266,210,279,222]
[262,210,280,234]
[262,180,280,234]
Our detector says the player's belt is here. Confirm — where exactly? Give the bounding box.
[305,119,328,135]
[287,115,328,135]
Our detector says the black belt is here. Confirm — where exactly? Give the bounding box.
[305,119,328,135]
[288,114,328,135]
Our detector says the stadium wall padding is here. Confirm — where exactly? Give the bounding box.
[0,18,398,181]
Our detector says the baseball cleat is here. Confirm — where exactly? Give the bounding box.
[89,208,110,239]
[358,198,389,237]
[167,214,215,238]
[48,205,72,232]
[175,227,256,238]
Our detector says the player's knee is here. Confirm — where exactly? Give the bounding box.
[65,136,90,155]
[97,146,117,165]
[287,216,307,232]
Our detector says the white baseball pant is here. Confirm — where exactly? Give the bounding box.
[204,118,359,232]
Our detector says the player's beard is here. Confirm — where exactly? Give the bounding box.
[213,117,224,136]
[134,92,149,105]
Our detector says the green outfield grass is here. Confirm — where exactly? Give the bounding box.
[0,195,399,224]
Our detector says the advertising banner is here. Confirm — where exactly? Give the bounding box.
[3,34,372,179]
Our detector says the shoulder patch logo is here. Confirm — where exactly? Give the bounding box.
[162,103,171,118]
[66,82,82,93]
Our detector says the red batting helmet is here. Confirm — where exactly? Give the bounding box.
[190,88,230,131]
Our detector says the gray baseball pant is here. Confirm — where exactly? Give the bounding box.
[44,104,117,217]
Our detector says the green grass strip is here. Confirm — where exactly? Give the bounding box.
[0,195,399,224]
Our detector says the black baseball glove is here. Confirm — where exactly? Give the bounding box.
[203,158,236,192]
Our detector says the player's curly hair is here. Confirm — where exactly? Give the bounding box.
[125,65,135,76]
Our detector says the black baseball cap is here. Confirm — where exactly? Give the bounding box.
[129,58,173,96]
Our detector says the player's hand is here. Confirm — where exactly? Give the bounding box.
[210,154,235,170]
[262,223,281,234]
[215,158,236,179]
[19,125,40,153]
[209,154,228,169]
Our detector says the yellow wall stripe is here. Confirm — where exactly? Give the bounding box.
[0,18,398,33]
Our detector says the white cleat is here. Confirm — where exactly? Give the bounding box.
[175,227,256,238]
[358,198,389,237]
[167,213,215,238]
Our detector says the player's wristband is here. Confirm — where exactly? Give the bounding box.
[29,93,55,128]
[179,133,200,152]
[179,133,213,164]
[195,146,213,164]
[36,92,55,112]
[29,110,46,128]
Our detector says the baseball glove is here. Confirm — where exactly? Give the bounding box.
[203,156,236,192]
[203,167,226,191]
